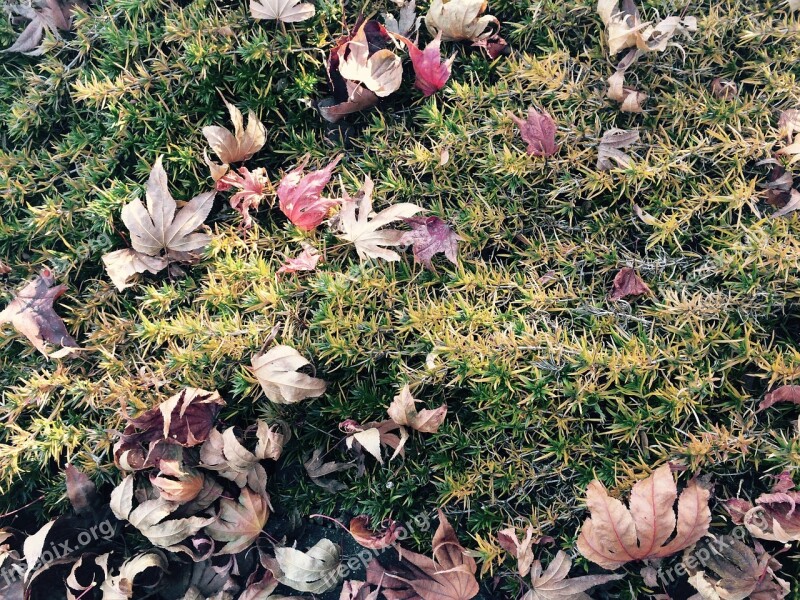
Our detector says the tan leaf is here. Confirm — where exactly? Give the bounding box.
[120,156,215,260]
[98,551,167,600]
[337,177,424,261]
[203,100,267,169]
[349,516,400,549]
[425,0,499,42]
[303,448,355,493]
[252,345,327,404]
[263,539,342,593]
[710,78,738,100]
[340,580,380,600]
[522,551,622,600]
[150,460,205,503]
[200,426,267,489]
[255,420,288,461]
[576,465,711,569]
[771,189,800,218]
[597,0,696,55]
[779,110,800,141]
[725,473,800,543]
[607,70,647,113]
[206,487,270,555]
[609,267,651,301]
[67,553,110,600]
[126,497,216,548]
[776,135,800,165]
[597,128,639,171]
[497,526,535,577]
[0,269,79,357]
[387,385,447,433]
[384,0,419,37]
[249,0,315,23]
[102,248,168,290]
[337,24,403,97]
[342,419,408,464]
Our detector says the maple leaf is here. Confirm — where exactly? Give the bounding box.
[400,216,461,271]
[497,526,536,577]
[98,551,168,600]
[771,189,800,218]
[118,156,215,263]
[251,345,327,404]
[425,0,499,42]
[200,426,268,490]
[216,166,270,229]
[384,0,419,36]
[609,267,651,301]
[337,177,424,261]
[606,69,647,113]
[349,516,400,549]
[277,154,342,231]
[522,551,622,600]
[203,100,267,177]
[206,487,270,555]
[683,535,790,600]
[249,0,315,23]
[341,419,408,465]
[318,80,381,123]
[597,128,639,171]
[304,448,355,493]
[387,385,447,433]
[367,510,479,600]
[711,77,738,100]
[114,388,225,471]
[0,269,79,357]
[597,0,697,55]
[277,244,322,275]
[340,580,380,600]
[576,464,711,569]
[779,110,800,141]
[760,385,800,411]
[471,34,509,59]
[394,32,455,97]
[724,472,800,542]
[65,464,96,514]
[150,460,206,503]
[102,249,168,291]
[337,22,403,97]
[508,108,559,157]
[3,0,81,55]
[263,539,342,593]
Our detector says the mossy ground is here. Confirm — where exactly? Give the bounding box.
[2,0,800,596]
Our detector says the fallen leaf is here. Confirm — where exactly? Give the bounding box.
[206,487,270,555]
[400,216,461,271]
[384,0,419,36]
[102,249,168,291]
[120,496,216,548]
[216,166,270,229]
[318,80,381,123]
[150,460,206,503]
[263,539,342,593]
[349,516,400,549]
[597,0,696,55]
[337,177,424,261]
[277,154,342,231]
[425,0,499,42]
[120,156,215,261]
[393,32,455,97]
[609,267,651,301]
[387,385,447,433]
[497,526,535,577]
[711,78,738,100]
[65,464,96,514]
[508,108,559,157]
[203,100,267,175]
[762,162,793,209]
[67,553,110,600]
[683,535,790,600]
[724,473,800,542]
[0,261,10,275]
[776,136,800,165]
[252,345,327,404]
[304,448,355,493]
[576,464,711,569]
[760,385,800,411]
[277,244,322,275]
[98,551,167,600]
[771,189,800,218]
[606,69,647,113]
[340,580,380,600]
[249,0,315,23]
[596,128,639,171]
[471,34,509,58]
[337,23,403,97]
[3,0,80,55]
[200,426,267,489]
[342,419,408,464]
[522,551,623,600]
[778,109,800,142]
[0,269,79,356]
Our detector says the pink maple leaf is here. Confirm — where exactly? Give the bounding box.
[401,216,462,271]
[217,166,269,228]
[403,32,455,97]
[508,108,559,157]
[277,244,322,275]
[277,154,342,231]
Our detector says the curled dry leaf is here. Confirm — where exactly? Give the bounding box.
[760,385,800,411]
[277,154,342,231]
[205,487,271,555]
[522,551,623,600]
[216,166,270,229]
[724,471,800,542]
[349,516,400,549]
[203,100,267,177]
[393,32,455,97]
[342,419,408,465]
[711,77,738,100]
[471,33,508,58]
[263,539,342,594]
[249,0,315,23]
[337,22,403,97]
[150,460,205,503]
[609,267,651,301]
[384,0,419,36]
[770,189,800,219]
[337,176,424,261]
[65,464,96,514]
[597,0,697,55]
[340,580,380,600]
[98,551,168,600]
[762,162,793,209]
[576,464,711,569]
[597,128,639,171]
[497,526,535,577]
[607,69,647,113]
[425,0,499,42]
[387,385,447,433]
[778,110,800,142]
[400,216,461,271]
[102,249,168,291]
[683,535,790,600]
[277,244,322,275]
[0,269,79,357]
[366,510,479,600]
[252,345,327,404]
[304,448,355,493]
[3,0,82,55]
[200,425,267,489]
[508,108,559,157]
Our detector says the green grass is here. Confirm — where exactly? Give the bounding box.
[2,0,800,596]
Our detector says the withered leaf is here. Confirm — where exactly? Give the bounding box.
[497,526,535,577]
[400,216,461,271]
[425,0,499,42]
[263,539,342,593]
[508,108,559,157]
[349,516,400,549]
[206,487,270,555]
[3,0,80,55]
[393,32,455,97]
[387,385,447,433]
[724,472,800,543]
[522,551,622,600]
[277,244,321,275]
[114,494,216,548]
[318,80,381,123]
[576,464,711,569]
[249,0,315,23]
[150,460,205,503]
[337,23,403,97]
[65,464,96,514]
[199,426,267,489]
[102,249,168,291]
[607,69,647,113]
[711,77,738,100]
[0,269,79,357]
[337,177,424,262]
[252,345,327,404]
[760,385,800,411]
[98,551,167,600]
[277,154,342,231]
[609,267,651,301]
[597,128,639,171]
[203,100,267,175]
[304,448,355,493]
[384,0,419,36]
[340,580,380,600]
[597,0,696,55]
[771,189,800,218]
[342,419,408,465]
[216,166,269,229]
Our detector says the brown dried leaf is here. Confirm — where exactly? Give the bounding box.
[607,70,647,113]
[597,128,639,171]
[3,0,78,55]
[349,516,400,549]
[522,551,622,600]
[576,465,711,569]
[425,0,498,42]
[252,345,327,404]
[609,267,651,301]
[303,448,355,493]
[0,269,79,356]
[497,526,535,577]
[263,539,342,594]
[759,385,800,411]
[205,487,270,555]
[508,108,559,157]
[340,580,380,600]
[249,0,315,23]
[65,464,96,514]
[277,244,322,275]
[203,100,267,169]
[711,78,738,100]
[199,426,267,489]
[102,249,168,291]
[387,385,447,433]
[337,23,403,97]
[724,473,800,543]
[342,419,408,464]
